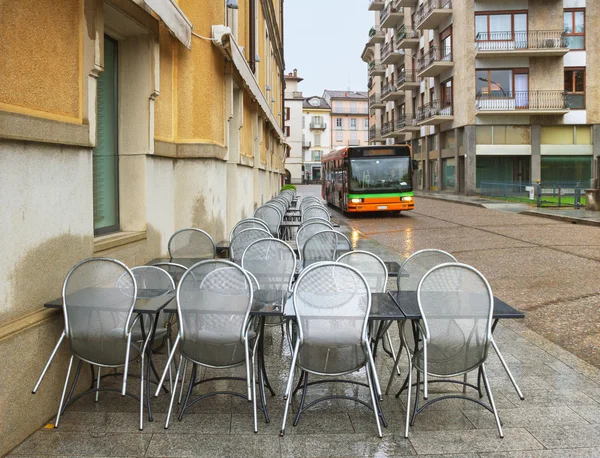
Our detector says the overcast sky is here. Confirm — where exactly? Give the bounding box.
[284,0,372,97]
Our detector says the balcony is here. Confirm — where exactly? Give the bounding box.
[396,70,420,91]
[302,140,312,149]
[367,26,385,46]
[381,82,405,102]
[417,46,453,78]
[382,121,395,137]
[369,94,386,110]
[369,126,385,142]
[368,60,386,77]
[476,91,569,115]
[396,114,421,132]
[415,0,452,31]
[395,26,420,50]
[380,4,404,29]
[330,106,369,115]
[368,0,385,11]
[309,122,327,130]
[381,42,406,65]
[397,0,418,6]
[348,139,361,146]
[417,100,454,125]
[475,30,569,58]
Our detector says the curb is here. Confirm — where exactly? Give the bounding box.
[414,194,486,209]
[519,210,600,227]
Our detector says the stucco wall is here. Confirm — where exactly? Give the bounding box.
[155,24,175,141]
[0,0,81,122]
[586,0,599,124]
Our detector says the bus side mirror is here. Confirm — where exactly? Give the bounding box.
[412,160,418,170]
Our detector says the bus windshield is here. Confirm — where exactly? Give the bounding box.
[349,157,412,193]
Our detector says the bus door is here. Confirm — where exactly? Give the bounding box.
[342,159,349,211]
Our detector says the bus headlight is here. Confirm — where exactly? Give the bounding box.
[401,196,413,202]
[351,198,363,203]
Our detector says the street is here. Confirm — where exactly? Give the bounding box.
[298,185,600,369]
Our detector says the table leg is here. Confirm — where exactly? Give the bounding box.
[258,317,276,396]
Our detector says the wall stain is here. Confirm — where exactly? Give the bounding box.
[191,195,225,242]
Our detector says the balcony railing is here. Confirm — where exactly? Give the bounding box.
[369,94,384,106]
[475,91,568,111]
[380,4,403,25]
[302,140,311,148]
[368,61,386,75]
[331,107,369,114]
[415,0,452,28]
[417,46,452,73]
[382,122,394,136]
[396,114,419,130]
[309,122,327,129]
[417,100,453,122]
[369,126,381,140]
[395,25,419,45]
[475,30,567,52]
[397,70,418,86]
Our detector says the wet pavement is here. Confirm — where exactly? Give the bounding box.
[9,185,600,457]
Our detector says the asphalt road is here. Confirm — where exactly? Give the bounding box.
[297,185,600,369]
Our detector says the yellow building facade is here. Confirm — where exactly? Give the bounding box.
[0,1,285,453]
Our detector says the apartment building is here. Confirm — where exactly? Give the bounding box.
[323,90,370,149]
[302,96,331,181]
[363,0,600,194]
[0,1,285,453]
[284,70,305,183]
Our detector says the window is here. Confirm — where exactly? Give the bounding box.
[351,101,357,113]
[477,126,531,145]
[302,115,305,128]
[350,118,357,130]
[564,9,585,50]
[364,131,369,142]
[94,36,119,235]
[335,118,343,130]
[336,131,343,142]
[314,133,321,146]
[312,150,322,162]
[285,126,290,137]
[441,79,453,109]
[476,69,528,105]
[312,115,323,127]
[475,11,527,42]
[285,107,290,121]
[363,118,369,130]
[541,126,591,145]
[565,68,585,109]
[440,27,452,60]
[310,98,320,107]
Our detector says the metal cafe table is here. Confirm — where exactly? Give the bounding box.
[44,288,176,422]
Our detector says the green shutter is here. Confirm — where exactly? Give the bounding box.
[94,36,119,234]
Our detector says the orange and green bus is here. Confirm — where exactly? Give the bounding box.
[321,145,415,213]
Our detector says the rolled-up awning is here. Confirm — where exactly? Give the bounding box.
[143,0,192,49]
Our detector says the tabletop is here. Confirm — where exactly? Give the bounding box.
[44,287,175,315]
[147,257,212,268]
[389,291,525,320]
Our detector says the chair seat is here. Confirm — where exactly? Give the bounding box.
[181,330,257,367]
[413,341,486,377]
[298,342,367,375]
[70,328,140,367]
[131,327,168,342]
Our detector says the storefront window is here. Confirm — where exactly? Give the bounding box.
[443,158,456,189]
[541,156,592,183]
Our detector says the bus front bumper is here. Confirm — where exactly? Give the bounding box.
[347,201,414,212]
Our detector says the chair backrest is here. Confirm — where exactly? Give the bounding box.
[130,266,175,329]
[302,205,330,222]
[293,262,371,374]
[229,219,270,241]
[62,258,137,366]
[151,262,188,286]
[230,228,273,263]
[398,249,457,291]
[300,218,333,229]
[268,199,287,219]
[168,228,216,260]
[302,230,352,266]
[254,205,282,237]
[418,262,493,375]
[300,198,323,212]
[296,221,335,256]
[177,260,253,366]
[337,250,388,293]
[241,239,296,292]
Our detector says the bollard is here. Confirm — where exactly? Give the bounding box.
[535,181,542,207]
[574,188,581,209]
[558,185,561,207]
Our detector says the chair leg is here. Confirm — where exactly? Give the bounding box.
[33,331,66,394]
[292,372,309,427]
[155,334,180,397]
[404,358,413,438]
[385,341,404,395]
[54,355,74,427]
[481,364,504,438]
[252,335,260,433]
[365,344,383,400]
[166,336,173,393]
[366,362,383,438]
[95,367,101,402]
[385,329,397,366]
[140,352,145,431]
[281,342,299,436]
[165,355,183,429]
[491,337,524,400]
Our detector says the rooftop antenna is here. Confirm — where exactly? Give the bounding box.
[347,76,352,91]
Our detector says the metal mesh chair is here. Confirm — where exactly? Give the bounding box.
[302,230,352,267]
[268,198,288,217]
[32,258,145,428]
[230,228,273,264]
[168,228,216,260]
[254,205,282,237]
[302,205,330,222]
[404,263,503,438]
[300,218,333,229]
[281,262,383,437]
[299,197,322,212]
[157,260,262,431]
[296,221,335,259]
[229,219,270,241]
[386,249,457,394]
[150,262,188,287]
